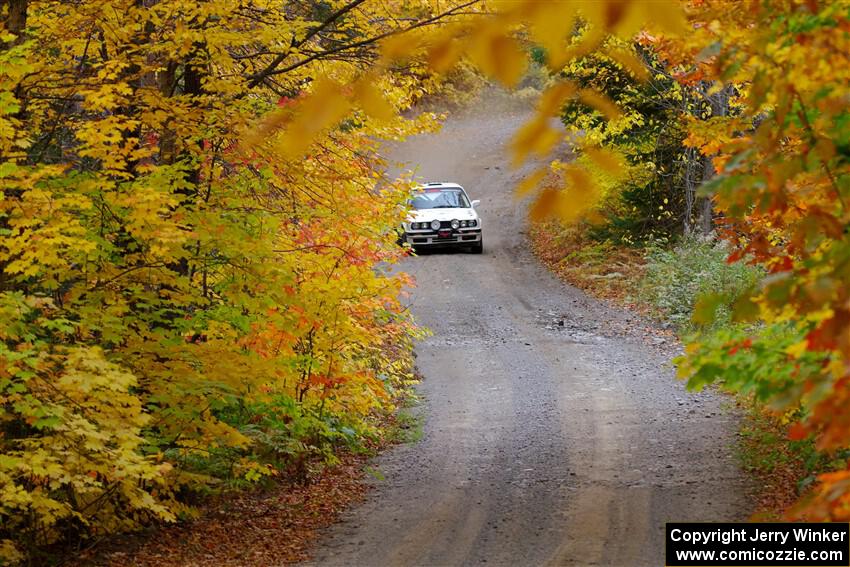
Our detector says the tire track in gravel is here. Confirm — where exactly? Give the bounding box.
[304,92,749,567]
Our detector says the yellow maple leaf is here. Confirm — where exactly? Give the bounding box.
[468,28,527,88]
[354,77,394,122]
[510,117,561,166]
[515,168,548,199]
[278,79,351,160]
[529,187,559,222]
[785,340,809,359]
[578,89,622,120]
[584,147,626,180]
[427,34,463,73]
[528,2,577,57]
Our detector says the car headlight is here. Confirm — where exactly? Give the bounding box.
[468,219,477,227]
[412,222,420,230]
[430,219,441,231]
[451,219,460,229]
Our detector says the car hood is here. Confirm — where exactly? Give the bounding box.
[408,208,478,222]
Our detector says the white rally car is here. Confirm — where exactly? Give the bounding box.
[401,182,483,253]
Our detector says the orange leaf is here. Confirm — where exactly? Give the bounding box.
[788,422,809,441]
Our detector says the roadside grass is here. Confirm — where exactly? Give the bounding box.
[387,387,425,445]
[639,238,763,334]
[387,408,425,444]
[529,220,647,309]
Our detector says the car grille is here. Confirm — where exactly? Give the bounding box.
[410,220,476,231]
[434,220,475,228]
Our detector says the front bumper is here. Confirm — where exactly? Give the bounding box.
[404,229,481,246]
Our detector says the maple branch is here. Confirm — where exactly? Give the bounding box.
[89,263,168,290]
[245,0,368,89]
[273,244,351,254]
[792,90,847,214]
[244,0,481,87]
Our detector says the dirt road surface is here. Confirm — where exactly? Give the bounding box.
[305,94,749,566]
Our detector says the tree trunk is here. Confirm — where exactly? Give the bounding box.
[0,0,27,293]
[158,61,178,164]
[172,42,208,278]
[2,0,27,38]
[696,84,732,236]
[683,147,697,235]
[699,155,715,235]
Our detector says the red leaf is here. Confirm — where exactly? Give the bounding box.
[769,255,794,274]
[726,248,745,264]
[788,422,809,441]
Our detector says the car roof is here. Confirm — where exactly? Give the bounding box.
[418,182,464,190]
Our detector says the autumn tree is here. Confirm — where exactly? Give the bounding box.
[0,0,479,561]
[668,0,850,520]
[558,36,695,242]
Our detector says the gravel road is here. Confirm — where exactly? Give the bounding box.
[305,93,749,567]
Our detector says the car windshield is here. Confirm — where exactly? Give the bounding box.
[410,189,470,209]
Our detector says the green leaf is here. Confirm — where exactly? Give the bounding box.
[692,292,726,326]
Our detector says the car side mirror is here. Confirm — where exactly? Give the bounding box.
[471,199,480,208]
